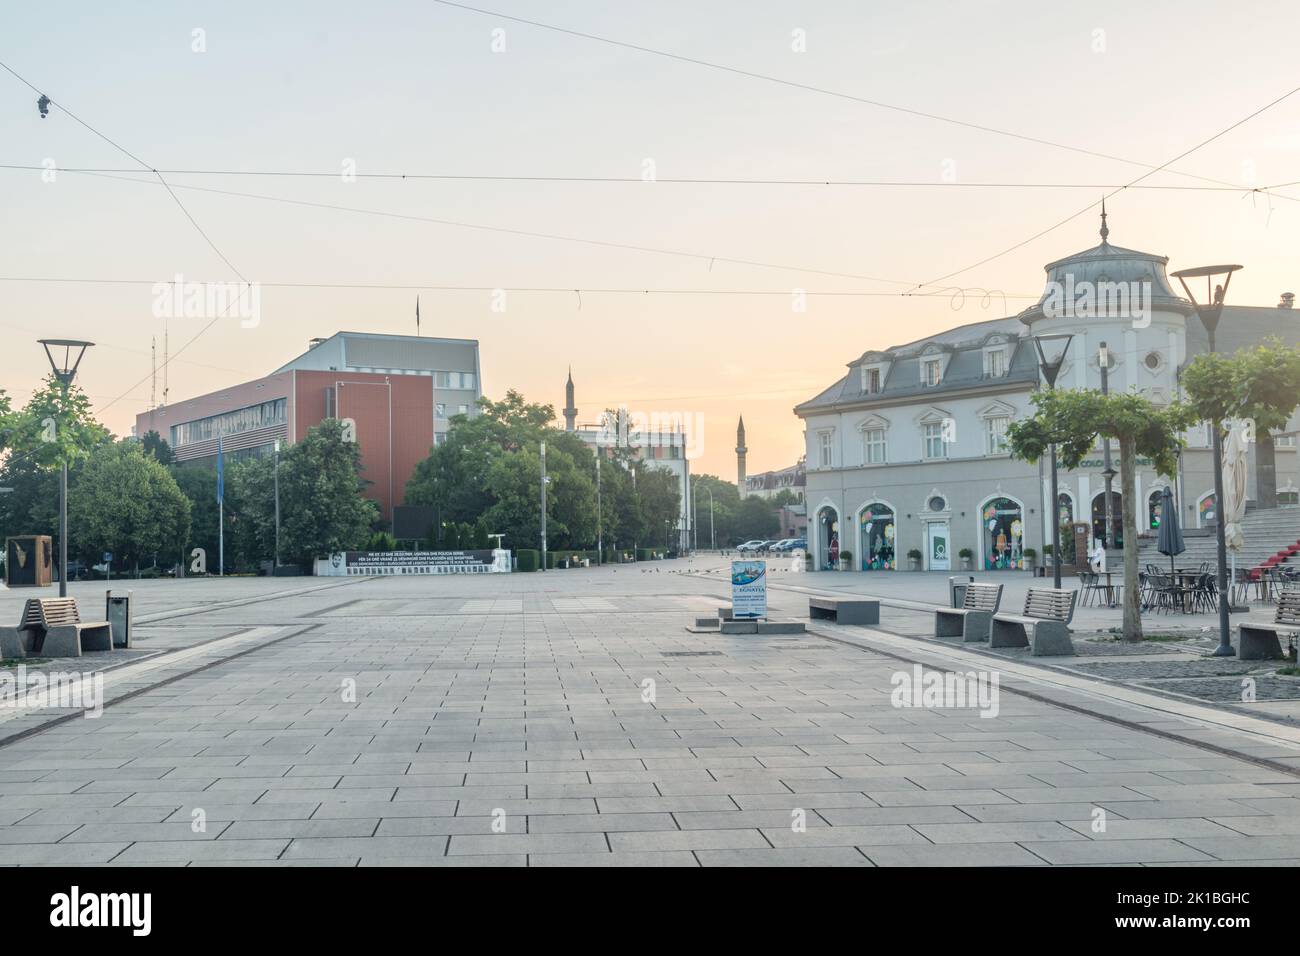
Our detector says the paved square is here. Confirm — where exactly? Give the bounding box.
[1,559,1298,866]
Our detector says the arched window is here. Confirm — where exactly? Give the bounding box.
[858,502,896,570]
[980,496,1025,570]
[1198,492,1217,528]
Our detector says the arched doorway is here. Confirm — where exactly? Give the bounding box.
[980,496,1025,570]
[1091,491,1123,547]
[858,502,896,570]
[1056,492,1076,561]
[1148,488,1167,531]
[816,506,840,570]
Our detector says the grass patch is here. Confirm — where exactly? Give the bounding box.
[1278,666,1300,677]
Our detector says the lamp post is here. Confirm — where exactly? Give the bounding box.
[1172,263,1242,657]
[1098,343,1116,551]
[273,439,281,572]
[1033,333,1074,588]
[594,446,602,565]
[540,441,548,571]
[37,339,94,599]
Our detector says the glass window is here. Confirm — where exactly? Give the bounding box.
[435,371,451,388]
[859,503,896,570]
[923,359,942,386]
[985,416,1010,455]
[819,432,834,468]
[862,367,881,393]
[981,497,1025,570]
[436,403,446,418]
[986,350,1006,377]
[863,427,886,464]
[457,404,469,416]
[170,398,287,448]
[923,422,946,459]
[1279,491,1299,505]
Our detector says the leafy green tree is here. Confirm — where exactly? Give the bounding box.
[8,375,108,472]
[1182,339,1300,508]
[140,429,176,466]
[732,495,780,543]
[68,441,191,574]
[278,420,379,567]
[1008,390,1191,641]
[170,463,221,572]
[637,465,681,550]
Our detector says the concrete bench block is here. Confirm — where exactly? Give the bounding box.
[1239,625,1286,661]
[693,617,720,629]
[755,621,805,635]
[1030,625,1075,656]
[719,621,757,634]
[809,599,879,625]
[0,626,35,659]
[717,607,734,622]
[989,617,1029,649]
[934,609,965,639]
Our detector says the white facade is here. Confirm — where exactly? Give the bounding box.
[796,221,1300,572]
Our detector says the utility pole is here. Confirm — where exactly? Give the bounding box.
[595,447,602,565]
[1099,342,1116,553]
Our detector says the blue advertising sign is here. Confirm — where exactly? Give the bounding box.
[731,560,767,620]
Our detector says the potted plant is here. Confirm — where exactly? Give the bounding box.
[908,548,923,571]
[1039,544,1052,578]
[958,547,973,571]
[1022,547,1037,573]
[838,549,853,570]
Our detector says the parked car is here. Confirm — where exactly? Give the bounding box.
[770,539,797,553]
[736,540,766,553]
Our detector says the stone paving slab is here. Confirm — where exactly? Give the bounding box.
[1,565,1299,866]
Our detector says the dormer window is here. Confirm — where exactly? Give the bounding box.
[923,358,942,387]
[985,349,1007,378]
[862,366,882,394]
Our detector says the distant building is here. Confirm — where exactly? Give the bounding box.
[744,459,806,501]
[134,331,482,521]
[735,416,747,495]
[562,374,692,551]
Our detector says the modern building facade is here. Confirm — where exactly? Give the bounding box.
[795,217,1300,573]
[135,332,482,521]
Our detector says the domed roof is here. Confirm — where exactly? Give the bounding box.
[1019,208,1190,324]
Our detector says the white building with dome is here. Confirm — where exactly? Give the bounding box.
[794,215,1300,573]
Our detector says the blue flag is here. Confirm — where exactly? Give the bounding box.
[216,430,224,505]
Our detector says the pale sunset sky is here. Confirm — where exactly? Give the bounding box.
[4,0,1300,479]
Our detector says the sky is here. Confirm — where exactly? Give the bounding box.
[3,0,1300,480]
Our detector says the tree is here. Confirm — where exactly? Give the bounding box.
[170,463,221,572]
[140,429,176,466]
[732,495,780,543]
[1008,389,1191,641]
[637,465,681,550]
[1183,339,1300,509]
[68,441,191,574]
[277,420,379,566]
[8,375,108,472]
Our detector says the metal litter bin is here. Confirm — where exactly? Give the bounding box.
[948,575,974,608]
[105,590,133,648]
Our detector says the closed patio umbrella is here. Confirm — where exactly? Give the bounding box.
[1222,421,1250,602]
[1156,485,1185,576]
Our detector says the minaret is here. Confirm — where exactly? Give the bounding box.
[1099,197,1109,246]
[563,367,577,432]
[736,416,748,496]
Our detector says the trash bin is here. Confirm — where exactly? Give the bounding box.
[948,576,974,608]
[105,589,133,648]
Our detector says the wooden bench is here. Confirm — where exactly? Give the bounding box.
[1238,590,1300,661]
[809,597,879,625]
[0,599,113,659]
[935,583,1004,643]
[990,587,1078,656]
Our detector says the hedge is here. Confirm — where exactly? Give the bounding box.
[515,549,539,572]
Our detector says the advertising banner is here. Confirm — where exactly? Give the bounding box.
[731,560,767,619]
[318,550,504,576]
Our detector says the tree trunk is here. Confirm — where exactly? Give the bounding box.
[1256,430,1278,510]
[1120,436,1143,641]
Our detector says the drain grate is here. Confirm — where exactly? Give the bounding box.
[661,651,723,657]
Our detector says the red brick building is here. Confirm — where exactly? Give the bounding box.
[134,332,481,520]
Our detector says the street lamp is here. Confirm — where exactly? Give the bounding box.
[1098,343,1116,551]
[1171,263,1243,657]
[38,339,94,598]
[1033,332,1074,588]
